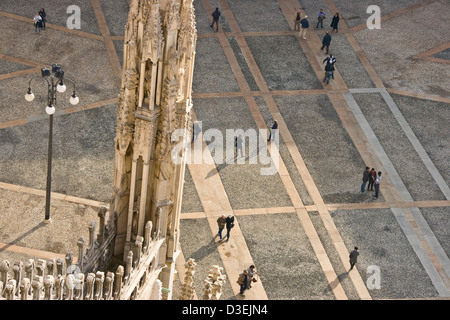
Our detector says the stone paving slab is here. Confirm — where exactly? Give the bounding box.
[308,210,360,300]
[194,0,219,34]
[181,167,205,214]
[227,36,259,91]
[320,33,375,89]
[0,188,101,258]
[299,0,334,28]
[0,105,116,202]
[0,59,34,75]
[227,0,290,32]
[192,96,293,209]
[331,208,440,299]
[246,35,322,91]
[333,0,423,28]
[391,94,450,186]
[192,37,240,93]
[1,18,119,122]
[179,217,235,300]
[1,0,449,301]
[237,213,335,300]
[420,207,450,260]
[0,0,102,35]
[432,48,450,61]
[352,0,450,98]
[255,95,314,205]
[353,92,446,201]
[99,0,128,37]
[275,94,368,204]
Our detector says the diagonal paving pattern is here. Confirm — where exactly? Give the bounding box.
[0,0,449,300]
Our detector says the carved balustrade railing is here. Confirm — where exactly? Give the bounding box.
[0,207,163,300]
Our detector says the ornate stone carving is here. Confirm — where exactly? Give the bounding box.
[203,265,227,300]
[180,258,197,300]
[104,271,115,300]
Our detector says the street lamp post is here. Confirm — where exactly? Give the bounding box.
[25,64,79,221]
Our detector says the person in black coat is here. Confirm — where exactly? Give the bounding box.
[225,215,235,241]
[210,7,221,32]
[39,8,47,30]
[267,120,278,142]
[330,12,340,33]
[322,54,336,84]
[349,247,359,270]
[321,31,331,54]
[299,15,309,39]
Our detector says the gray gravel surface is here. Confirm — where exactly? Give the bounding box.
[246,35,322,91]
[179,218,235,300]
[391,94,450,186]
[193,96,293,209]
[353,92,446,201]
[0,105,116,202]
[275,94,369,204]
[192,37,240,93]
[331,208,440,299]
[227,0,289,32]
[238,213,335,300]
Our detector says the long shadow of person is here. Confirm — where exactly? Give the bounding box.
[205,146,260,179]
[323,272,349,295]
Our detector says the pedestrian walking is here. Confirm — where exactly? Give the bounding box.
[237,269,249,295]
[39,8,47,30]
[368,168,376,191]
[328,54,336,79]
[33,12,43,34]
[322,54,335,84]
[267,120,278,142]
[210,7,221,32]
[247,265,259,289]
[191,121,200,143]
[216,214,226,240]
[299,15,309,39]
[330,12,340,33]
[293,9,302,31]
[361,166,370,194]
[225,215,235,241]
[323,63,332,84]
[316,8,326,29]
[235,134,243,158]
[321,31,332,54]
[349,247,359,270]
[374,171,382,199]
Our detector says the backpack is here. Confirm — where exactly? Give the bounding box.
[296,13,301,21]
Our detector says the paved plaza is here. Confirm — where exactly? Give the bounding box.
[0,0,449,300]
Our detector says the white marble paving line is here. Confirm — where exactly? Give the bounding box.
[379,88,450,200]
[344,92,450,297]
[350,87,450,200]
[351,89,450,281]
[391,207,450,297]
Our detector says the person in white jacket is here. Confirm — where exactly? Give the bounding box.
[33,13,43,33]
[374,171,382,199]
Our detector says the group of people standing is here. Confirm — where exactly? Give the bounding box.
[293,8,341,85]
[294,8,341,39]
[33,8,47,34]
[361,166,382,199]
